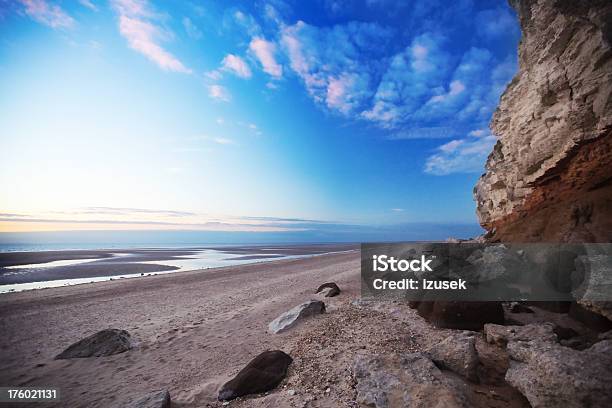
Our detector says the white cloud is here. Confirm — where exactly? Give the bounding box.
[205,70,222,80]
[112,0,191,74]
[212,137,235,145]
[361,33,450,126]
[468,129,487,137]
[424,132,497,175]
[20,0,74,29]
[428,80,465,103]
[208,85,231,102]
[280,20,389,115]
[182,17,202,40]
[222,54,252,78]
[249,37,283,78]
[79,0,97,11]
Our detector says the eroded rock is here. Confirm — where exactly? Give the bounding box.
[426,331,479,382]
[506,339,612,407]
[218,350,292,401]
[268,300,325,334]
[353,352,469,408]
[474,0,612,243]
[484,323,557,347]
[55,329,133,359]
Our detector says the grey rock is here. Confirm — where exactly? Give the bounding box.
[268,300,325,334]
[353,352,469,408]
[484,323,557,347]
[125,390,171,408]
[464,245,526,282]
[55,329,133,359]
[506,338,612,408]
[315,282,341,297]
[425,331,479,382]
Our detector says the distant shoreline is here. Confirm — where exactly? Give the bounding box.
[0,244,358,291]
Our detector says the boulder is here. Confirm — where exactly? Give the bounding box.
[353,352,469,408]
[415,301,504,331]
[218,350,292,401]
[315,282,341,297]
[125,390,171,408]
[505,339,612,408]
[484,323,557,347]
[425,331,479,382]
[55,329,133,359]
[268,300,325,334]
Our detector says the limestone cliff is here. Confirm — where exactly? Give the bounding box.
[474,0,612,243]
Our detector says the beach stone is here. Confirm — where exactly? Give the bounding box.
[218,350,292,401]
[125,390,171,408]
[505,339,612,408]
[315,282,340,297]
[484,323,557,347]
[425,331,479,382]
[55,329,133,359]
[268,300,325,334]
[353,352,469,408]
[415,301,504,331]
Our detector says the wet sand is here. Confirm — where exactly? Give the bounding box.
[0,244,357,285]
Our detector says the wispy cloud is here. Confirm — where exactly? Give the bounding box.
[249,37,283,79]
[212,137,235,145]
[221,54,252,78]
[424,130,497,175]
[78,0,97,11]
[208,84,231,102]
[19,0,74,29]
[51,207,195,217]
[112,0,191,73]
[182,17,202,40]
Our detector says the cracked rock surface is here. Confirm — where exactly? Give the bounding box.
[474,0,612,243]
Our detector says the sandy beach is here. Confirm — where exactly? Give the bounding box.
[0,251,362,407]
[0,249,537,408]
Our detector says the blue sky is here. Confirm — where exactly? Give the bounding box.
[0,0,520,241]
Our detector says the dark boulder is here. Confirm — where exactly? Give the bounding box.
[218,350,292,401]
[315,282,341,297]
[414,301,504,331]
[55,329,133,359]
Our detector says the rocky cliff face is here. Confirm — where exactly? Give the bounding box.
[474,0,612,243]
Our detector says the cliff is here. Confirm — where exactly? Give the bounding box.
[474,0,612,243]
